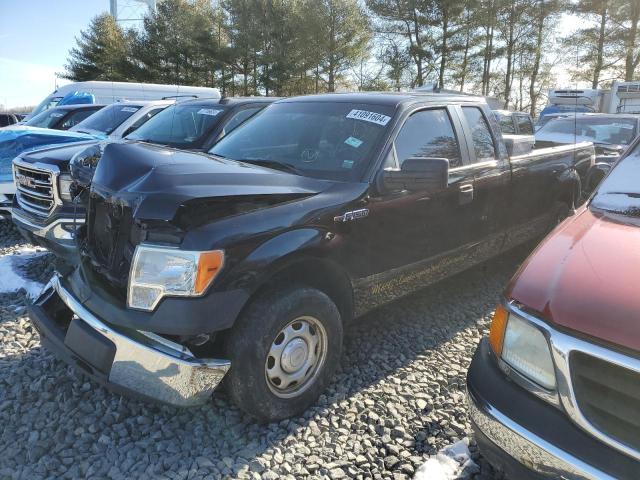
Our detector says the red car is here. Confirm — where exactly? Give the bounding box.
[467,135,640,479]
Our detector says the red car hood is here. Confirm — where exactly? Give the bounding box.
[506,206,640,352]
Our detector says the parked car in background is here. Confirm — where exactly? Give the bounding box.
[19,104,105,131]
[468,135,640,480]
[1,100,172,218]
[29,92,593,420]
[535,113,640,193]
[12,97,276,258]
[25,81,220,120]
[0,113,21,127]
[492,110,535,135]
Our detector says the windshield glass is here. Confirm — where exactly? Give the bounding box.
[127,103,227,148]
[209,102,395,181]
[537,117,637,145]
[71,104,141,135]
[592,140,640,215]
[29,95,64,118]
[24,108,66,128]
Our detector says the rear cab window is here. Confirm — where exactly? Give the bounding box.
[461,107,497,162]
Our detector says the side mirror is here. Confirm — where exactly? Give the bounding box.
[503,134,535,157]
[383,157,449,193]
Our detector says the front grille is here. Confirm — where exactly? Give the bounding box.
[83,193,136,293]
[571,351,640,452]
[14,163,57,217]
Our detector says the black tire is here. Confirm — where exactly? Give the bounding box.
[225,286,343,421]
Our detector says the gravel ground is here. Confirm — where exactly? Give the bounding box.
[0,220,531,480]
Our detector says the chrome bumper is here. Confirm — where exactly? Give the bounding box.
[12,209,83,242]
[39,276,230,407]
[468,392,615,480]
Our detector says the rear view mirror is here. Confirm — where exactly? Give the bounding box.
[383,157,449,193]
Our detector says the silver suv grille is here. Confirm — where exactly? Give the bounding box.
[13,163,58,217]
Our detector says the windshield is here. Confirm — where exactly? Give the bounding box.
[24,108,66,128]
[71,104,141,135]
[127,103,227,148]
[209,102,395,181]
[592,140,640,215]
[537,117,638,145]
[29,95,64,118]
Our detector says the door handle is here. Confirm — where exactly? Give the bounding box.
[459,183,474,205]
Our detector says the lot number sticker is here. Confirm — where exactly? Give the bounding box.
[197,108,223,116]
[121,107,139,113]
[346,109,391,126]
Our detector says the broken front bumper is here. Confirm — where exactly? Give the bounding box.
[29,275,230,407]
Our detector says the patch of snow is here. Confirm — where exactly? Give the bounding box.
[414,438,477,480]
[0,247,48,299]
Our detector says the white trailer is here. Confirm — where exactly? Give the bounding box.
[605,81,640,114]
[26,81,220,120]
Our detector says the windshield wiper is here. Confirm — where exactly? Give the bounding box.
[239,159,303,176]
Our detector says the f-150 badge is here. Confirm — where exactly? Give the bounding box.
[334,208,369,223]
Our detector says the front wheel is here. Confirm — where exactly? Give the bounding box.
[225,286,343,421]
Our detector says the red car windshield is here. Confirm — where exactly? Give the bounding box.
[592,139,640,216]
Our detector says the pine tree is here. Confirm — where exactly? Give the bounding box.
[63,13,133,81]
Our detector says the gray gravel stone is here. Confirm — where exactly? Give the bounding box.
[0,221,520,479]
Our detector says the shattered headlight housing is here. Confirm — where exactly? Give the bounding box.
[69,142,107,188]
[128,245,224,311]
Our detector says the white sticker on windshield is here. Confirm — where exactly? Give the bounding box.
[344,136,363,148]
[612,123,634,129]
[197,108,223,116]
[121,107,139,113]
[346,109,391,126]
[50,113,63,118]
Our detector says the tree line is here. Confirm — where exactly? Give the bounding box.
[63,0,639,116]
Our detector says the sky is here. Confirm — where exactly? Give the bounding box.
[0,0,108,109]
[0,1,581,111]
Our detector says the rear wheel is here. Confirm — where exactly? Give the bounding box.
[225,286,342,421]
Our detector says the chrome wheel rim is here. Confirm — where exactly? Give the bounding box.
[265,316,327,398]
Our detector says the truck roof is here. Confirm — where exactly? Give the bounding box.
[175,96,281,107]
[277,91,487,107]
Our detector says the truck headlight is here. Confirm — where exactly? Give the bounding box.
[488,305,556,390]
[128,245,224,311]
[58,174,74,202]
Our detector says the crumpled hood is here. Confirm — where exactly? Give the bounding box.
[0,126,99,182]
[91,142,334,222]
[17,139,100,171]
[506,207,640,352]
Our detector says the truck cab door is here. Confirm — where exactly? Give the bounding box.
[454,105,511,244]
[347,106,476,291]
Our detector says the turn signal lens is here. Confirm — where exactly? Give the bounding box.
[195,250,225,294]
[488,304,508,356]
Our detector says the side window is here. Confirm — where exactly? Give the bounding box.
[0,115,9,127]
[60,109,97,129]
[496,114,516,134]
[516,114,534,135]
[393,109,462,168]
[127,107,165,132]
[220,107,262,138]
[462,107,497,161]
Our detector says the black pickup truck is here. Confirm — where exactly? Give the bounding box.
[29,92,594,420]
[11,97,276,258]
